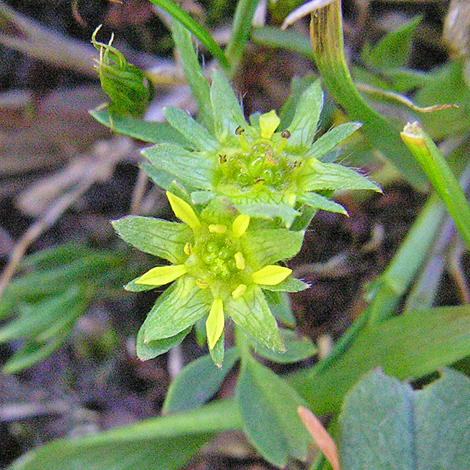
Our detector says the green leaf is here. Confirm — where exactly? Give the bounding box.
[210,70,248,140]
[300,159,381,192]
[236,356,310,467]
[163,348,239,414]
[142,143,213,190]
[227,287,284,352]
[148,0,229,69]
[125,277,159,292]
[90,109,189,145]
[141,276,211,342]
[260,276,309,293]
[339,368,470,470]
[243,228,304,266]
[136,326,190,361]
[8,399,242,470]
[290,304,470,417]
[287,80,323,149]
[112,216,191,264]
[225,0,262,72]
[0,287,83,342]
[307,122,361,160]
[264,291,296,328]
[299,192,347,215]
[362,16,421,69]
[3,329,71,375]
[401,122,470,250]
[309,1,427,188]
[171,20,215,131]
[163,107,218,151]
[253,329,317,364]
[140,163,176,190]
[413,61,470,140]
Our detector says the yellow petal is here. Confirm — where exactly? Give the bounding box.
[232,214,250,238]
[208,224,227,234]
[231,284,247,299]
[166,192,201,230]
[252,265,292,285]
[135,264,188,286]
[234,252,245,270]
[206,298,224,349]
[259,110,280,139]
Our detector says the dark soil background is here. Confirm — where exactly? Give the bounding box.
[0,1,460,468]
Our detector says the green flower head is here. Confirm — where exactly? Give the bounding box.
[113,192,306,365]
[142,71,380,226]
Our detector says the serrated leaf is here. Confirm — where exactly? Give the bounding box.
[253,329,317,364]
[287,80,323,149]
[300,159,381,193]
[90,109,189,145]
[236,356,310,467]
[227,287,284,352]
[141,276,211,342]
[163,348,239,414]
[243,229,304,266]
[142,143,213,190]
[112,216,190,264]
[210,70,248,140]
[307,122,361,160]
[340,368,470,470]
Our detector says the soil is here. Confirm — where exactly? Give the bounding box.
[0,1,460,469]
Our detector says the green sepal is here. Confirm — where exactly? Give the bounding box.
[125,276,160,292]
[210,70,248,141]
[140,163,176,191]
[164,107,218,151]
[163,348,239,414]
[234,202,300,227]
[307,122,362,160]
[243,229,304,266]
[136,326,191,361]
[143,143,213,190]
[236,356,310,467]
[252,329,317,364]
[209,331,225,366]
[112,216,191,264]
[286,79,323,149]
[227,287,285,353]
[300,159,381,192]
[142,277,211,342]
[300,191,348,215]
[264,291,296,328]
[260,276,309,293]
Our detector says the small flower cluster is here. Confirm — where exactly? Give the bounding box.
[101,54,380,364]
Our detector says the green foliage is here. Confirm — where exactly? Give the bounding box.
[0,244,128,374]
[340,368,470,469]
[7,1,470,469]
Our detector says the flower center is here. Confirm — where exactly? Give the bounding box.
[188,228,247,296]
[216,140,300,190]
